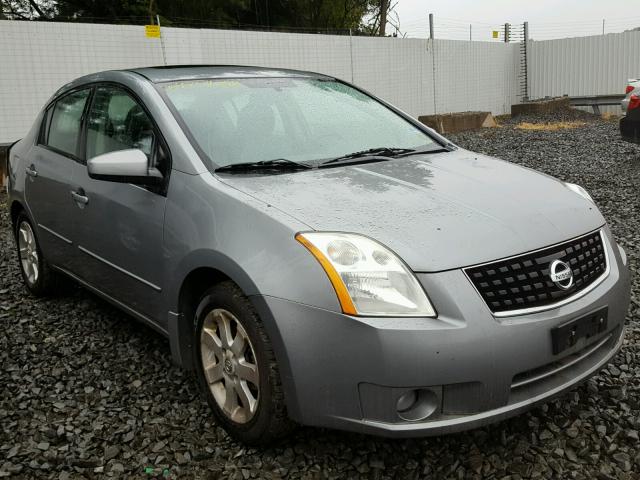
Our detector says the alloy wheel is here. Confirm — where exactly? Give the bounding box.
[18,221,39,285]
[200,308,260,424]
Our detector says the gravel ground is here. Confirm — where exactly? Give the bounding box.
[1,113,639,480]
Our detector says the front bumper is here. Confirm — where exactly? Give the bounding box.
[253,228,630,437]
[620,112,640,143]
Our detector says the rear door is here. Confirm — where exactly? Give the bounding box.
[25,88,92,265]
[68,84,170,321]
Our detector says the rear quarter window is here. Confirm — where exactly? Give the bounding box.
[45,89,91,157]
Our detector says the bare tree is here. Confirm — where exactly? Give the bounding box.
[386,2,403,37]
[360,0,399,36]
[379,0,387,36]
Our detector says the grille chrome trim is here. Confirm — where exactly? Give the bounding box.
[464,228,610,318]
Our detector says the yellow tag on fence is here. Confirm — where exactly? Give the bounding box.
[492,30,499,39]
[145,25,161,38]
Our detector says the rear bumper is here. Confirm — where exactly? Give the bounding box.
[620,113,640,143]
[254,228,630,437]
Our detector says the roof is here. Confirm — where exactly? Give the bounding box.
[128,65,333,83]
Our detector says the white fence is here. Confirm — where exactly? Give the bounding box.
[0,20,520,144]
[1,20,638,144]
[528,30,640,99]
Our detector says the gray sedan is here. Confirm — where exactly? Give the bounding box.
[6,66,630,445]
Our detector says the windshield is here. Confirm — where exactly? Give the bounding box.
[161,77,436,169]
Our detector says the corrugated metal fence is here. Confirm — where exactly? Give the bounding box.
[528,30,640,99]
[0,20,520,144]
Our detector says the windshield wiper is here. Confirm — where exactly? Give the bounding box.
[321,147,416,166]
[396,144,456,157]
[215,158,313,173]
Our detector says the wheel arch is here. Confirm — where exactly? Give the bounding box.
[167,250,300,420]
[173,266,232,371]
[168,250,262,370]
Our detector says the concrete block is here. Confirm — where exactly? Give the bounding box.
[418,112,497,134]
[511,97,571,116]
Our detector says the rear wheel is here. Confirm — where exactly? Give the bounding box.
[15,213,62,296]
[193,281,294,445]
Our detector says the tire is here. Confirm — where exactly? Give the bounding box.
[193,281,294,445]
[14,213,62,297]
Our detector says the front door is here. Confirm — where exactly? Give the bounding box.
[68,84,170,321]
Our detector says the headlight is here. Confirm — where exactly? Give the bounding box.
[296,232,436,317]
[565,182,594,203]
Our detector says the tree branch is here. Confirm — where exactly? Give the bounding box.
[27,0,48,19]
[2,8,30,20]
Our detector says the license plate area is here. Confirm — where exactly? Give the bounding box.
[551,307,608,355]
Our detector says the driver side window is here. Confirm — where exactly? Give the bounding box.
[86,86,155,161]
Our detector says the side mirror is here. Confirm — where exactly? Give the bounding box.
[87,149,162,185]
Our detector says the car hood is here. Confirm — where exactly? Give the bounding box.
[217,150,605,271]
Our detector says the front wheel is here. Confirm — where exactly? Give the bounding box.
[193,281,294,445]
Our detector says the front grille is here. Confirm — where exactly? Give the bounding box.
[465,229,608,315]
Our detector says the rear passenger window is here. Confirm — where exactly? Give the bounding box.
[46,89,91,157]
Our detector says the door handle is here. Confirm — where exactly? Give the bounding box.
[25,165,38,178]
[70,189,89,205]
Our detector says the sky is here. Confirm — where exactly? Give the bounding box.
[394,0,640,41]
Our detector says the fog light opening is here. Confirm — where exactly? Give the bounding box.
[396,389,439,422]
[396,390,418,413]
